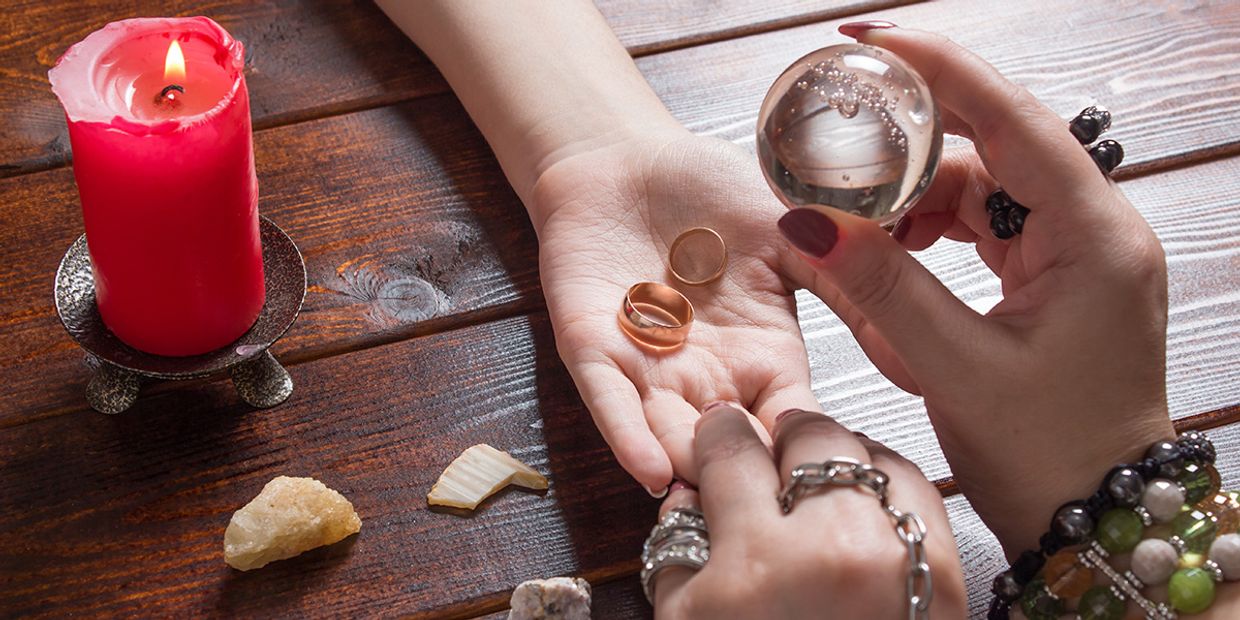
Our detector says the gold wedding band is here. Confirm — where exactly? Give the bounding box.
[618,282,694,349]
[668,227,728,286]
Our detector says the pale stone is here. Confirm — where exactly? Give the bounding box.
[1210,534,1240,581]
[1142,479,1186,524]
[508,577,591,620]
[224,476,361,571]
[1132,538,1179,585]
[428,444,548,510]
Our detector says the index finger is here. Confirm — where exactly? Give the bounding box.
[854,27,1116,222]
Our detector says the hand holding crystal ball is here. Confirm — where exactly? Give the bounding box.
[756,43,943,227]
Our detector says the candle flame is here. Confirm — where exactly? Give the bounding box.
[164,40,186,83]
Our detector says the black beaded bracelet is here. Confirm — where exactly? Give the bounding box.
[987,106,1123,240]
[988,431,1217,619]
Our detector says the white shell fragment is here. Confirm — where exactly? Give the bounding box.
[428,444,549,510]
[508,577,592,620]
[224,476,362,571]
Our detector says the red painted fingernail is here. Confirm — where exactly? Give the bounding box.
[891,215,913,242]
[669,479,692,492]
[838,20,897,38]
[778,208,839,259]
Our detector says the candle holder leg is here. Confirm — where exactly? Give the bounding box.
[87,360,141,414]
[231,351,293,408]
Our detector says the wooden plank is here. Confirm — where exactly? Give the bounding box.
[0,0,445,177]
[0,0,907,178]
[0,95,540,425]
[0,312,659,618]
[472,573,650,620]
[595,0,916,56]
[9,0,1240,179]
[638,0,1240,174]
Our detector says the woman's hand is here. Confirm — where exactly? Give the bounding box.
[777,24,1175,553]
[651,404,965,618]
[381,0,823,494]
[532,133,821,493]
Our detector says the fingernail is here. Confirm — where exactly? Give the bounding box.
[644,484,669,499]
[702,400,740,414]
[774,408,802,424]
[778,208,839,259]
[669,479,692,493]
[853,430,872,441]
[838,20,897,38]
[891,215,913,242]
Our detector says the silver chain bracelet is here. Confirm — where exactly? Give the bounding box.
[777,457,933,620]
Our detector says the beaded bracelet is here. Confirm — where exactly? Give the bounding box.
[988,431,1235,619]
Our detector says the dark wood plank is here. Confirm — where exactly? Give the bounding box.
[0,0,445,177]
[0,312,658,618]
[472,573,650,620]
[595,0,916,56]
[0,95,540,425]
[0,0,908,178]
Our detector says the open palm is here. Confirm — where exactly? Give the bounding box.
[531,134,820,492]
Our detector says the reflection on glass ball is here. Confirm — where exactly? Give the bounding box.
[756,43,943,227]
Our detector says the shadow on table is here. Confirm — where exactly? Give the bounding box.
[216,535,359,614]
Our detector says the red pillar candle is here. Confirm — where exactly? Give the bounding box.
[49,17,264,356]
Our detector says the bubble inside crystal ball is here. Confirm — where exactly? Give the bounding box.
[756,43,943,227]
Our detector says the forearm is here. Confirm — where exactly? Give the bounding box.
[376,0,685,213]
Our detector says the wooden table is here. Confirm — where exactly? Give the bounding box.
[2,1,1239,618]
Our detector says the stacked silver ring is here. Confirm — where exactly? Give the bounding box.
[640,507,710,604]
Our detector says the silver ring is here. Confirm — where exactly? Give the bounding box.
[640,541,710,604]
[777,457,888,513]
[643,507,708,554]
[640,508,710,604]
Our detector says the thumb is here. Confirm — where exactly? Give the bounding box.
[777,207,990,385]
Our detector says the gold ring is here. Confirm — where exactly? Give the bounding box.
[668,227,728,286]
[618,282,693,349]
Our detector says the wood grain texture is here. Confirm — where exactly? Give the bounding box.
[0,0,443,177]
[0,95,540,424]
[0,0,907,178]
[472,574,650,620]
[0,312,657,618]
[638,0,1240,174]
[595,0,916,56]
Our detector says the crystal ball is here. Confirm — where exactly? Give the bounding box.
[756,43,943,226]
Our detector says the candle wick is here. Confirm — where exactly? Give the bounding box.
[155,84,185,108]
[159,84,185,99]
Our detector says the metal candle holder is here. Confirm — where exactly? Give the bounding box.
[54,216,306,414]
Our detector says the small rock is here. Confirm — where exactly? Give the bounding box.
[508,577,592,620]
[224,476,361,570]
